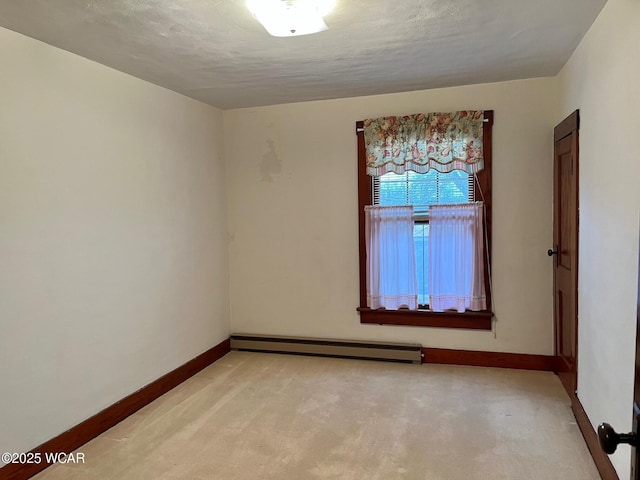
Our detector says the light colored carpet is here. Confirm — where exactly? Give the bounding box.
[34,351,600,479]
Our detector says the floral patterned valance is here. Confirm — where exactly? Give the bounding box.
[363,111,485,176]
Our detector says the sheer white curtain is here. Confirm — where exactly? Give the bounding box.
[428,202,486,312]
[365,206,418,310]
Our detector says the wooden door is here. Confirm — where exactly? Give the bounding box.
[552,111,579,398]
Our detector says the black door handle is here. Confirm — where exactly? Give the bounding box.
[597,423,638,454]
[547,248,558,256]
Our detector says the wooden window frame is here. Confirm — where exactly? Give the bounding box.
[356,110,494,330]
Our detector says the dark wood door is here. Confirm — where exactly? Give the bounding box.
[552,111,579,398]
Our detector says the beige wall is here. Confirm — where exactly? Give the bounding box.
[224,77,557,355]
[0,28,230,457]
[556,0,640,477]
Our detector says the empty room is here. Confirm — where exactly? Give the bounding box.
[1,0,639,479]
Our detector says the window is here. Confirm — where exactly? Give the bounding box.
[374,170,474,306]
[356,111,493,330]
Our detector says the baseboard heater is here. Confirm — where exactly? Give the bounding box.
[230,334,422,364]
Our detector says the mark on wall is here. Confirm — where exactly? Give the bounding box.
[260,139,281,182]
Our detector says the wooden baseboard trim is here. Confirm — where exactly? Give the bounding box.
[1,337,231,480]
[572,395,619,480]
[422,347,556,370]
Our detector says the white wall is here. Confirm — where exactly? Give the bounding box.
[0,27,230,458]
[556,0,640,477]
[224,77,557,355]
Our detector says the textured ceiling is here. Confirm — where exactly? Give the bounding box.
[0,0,606,109]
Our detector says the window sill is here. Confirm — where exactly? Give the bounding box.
[357,307,493,330]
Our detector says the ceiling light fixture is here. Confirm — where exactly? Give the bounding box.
[247,0,336,37]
